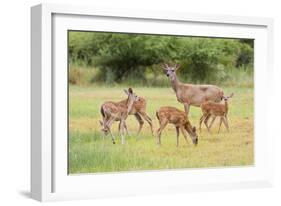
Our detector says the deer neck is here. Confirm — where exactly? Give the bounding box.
[126,98,134,114]
[170,75,181,93]
[224,101,229,113]
[184,121,194,136]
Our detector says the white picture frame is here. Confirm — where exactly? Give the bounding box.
[31,3,274,202]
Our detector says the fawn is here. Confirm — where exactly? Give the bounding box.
[118,97,154,136]
[156,106,198,147]
[99,88,139,144]
[199,93,234,133]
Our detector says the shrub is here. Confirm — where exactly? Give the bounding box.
[69,67,81,85]
[69,66,98,85]
[68,32,254,85]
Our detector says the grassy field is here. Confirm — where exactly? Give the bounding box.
[69,85,254,174]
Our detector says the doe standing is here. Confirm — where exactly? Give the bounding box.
[162,63,224,116]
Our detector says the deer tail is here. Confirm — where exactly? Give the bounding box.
[100,105,105,118]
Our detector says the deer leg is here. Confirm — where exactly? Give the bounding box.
[105,117,117,144]
[123,121,131,137]
[134,113,144,137]
[204,114,211,126]
[225,115,230,131]
[199,114,205,132]
[100,118,105,138]
[183,103,190,116]
[156,127,161,145]
[100,116,108,141]
[120,119,126,145]
[156,119,168,145]
[139,112,154,136]
[222,116,229,132]
[180,127,189,145]
[118,120,128,135]
[118,121,121,134]
[218,117,223,134]
[101,113,106,126]
[175,126,180,147]
[208,116,216,131]
[204,114,212,132]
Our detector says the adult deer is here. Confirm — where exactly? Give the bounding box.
[162,63,224,116]
[99,88,139,144]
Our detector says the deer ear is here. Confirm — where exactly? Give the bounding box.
[162,63,168,70]
[175,63,180,71]
[229,93,234,98]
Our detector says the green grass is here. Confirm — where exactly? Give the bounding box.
[69,86,254,174]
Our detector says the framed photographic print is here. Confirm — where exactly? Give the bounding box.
[31,3,274,201]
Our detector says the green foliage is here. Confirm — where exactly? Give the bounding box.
[68,31,254,85]
[177,38,221,82]
[68,65,97,86]
[236,43,254,67]
[92,34,174,83]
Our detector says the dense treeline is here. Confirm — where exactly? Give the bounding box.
[68,31,253,86]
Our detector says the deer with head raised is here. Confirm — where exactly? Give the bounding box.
[199,93,234,133]
[156,106,198,147]
[162,63,224,116]
[99,88,139,144]
[117,96,154,137]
